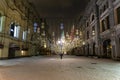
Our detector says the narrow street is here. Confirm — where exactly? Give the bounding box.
[0,55,120,80]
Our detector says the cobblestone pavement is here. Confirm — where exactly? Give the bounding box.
[0,55,120,80]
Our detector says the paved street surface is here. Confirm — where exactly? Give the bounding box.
[0,55,120,80]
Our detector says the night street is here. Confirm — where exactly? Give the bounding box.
[0,55,120,80]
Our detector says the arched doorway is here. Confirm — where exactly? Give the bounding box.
[103,39,112,58]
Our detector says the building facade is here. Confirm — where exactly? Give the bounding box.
[0,0,40,59]
[78,0,120,60]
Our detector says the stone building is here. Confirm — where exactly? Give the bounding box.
[78,0,120,60]
[0,0,40,59]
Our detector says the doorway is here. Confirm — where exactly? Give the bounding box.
[103,39,111,58]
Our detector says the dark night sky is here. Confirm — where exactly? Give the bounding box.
[29,0,89,38]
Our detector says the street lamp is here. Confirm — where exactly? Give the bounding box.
[82,41,85,45]
[57,39,65,54]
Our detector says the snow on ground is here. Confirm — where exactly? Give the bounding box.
[0,55,120,80]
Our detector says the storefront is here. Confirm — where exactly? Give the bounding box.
[8,43,20,58]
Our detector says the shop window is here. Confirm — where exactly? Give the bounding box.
[116,7,120,24]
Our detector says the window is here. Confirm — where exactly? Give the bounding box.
[22,31,27,40]
[99,8,102,15]
[92,26,95,36]
[101,16,110,32]
[10,22,20,38]
[33,23,38,32]
[0,13,3,32]
[14,25,20,38]
[86,21,89,27]
[99,1,109,15]
[101,20,105,32]
[10,22,15,37]
[91,15,95,21]
[106,16,110,29]
[116,7,120,24]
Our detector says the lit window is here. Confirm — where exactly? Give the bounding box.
[34,22,38,32]
[92,26,95,36]
[14,25,20,38]
[0,14,3,32]
[22,31,27,40]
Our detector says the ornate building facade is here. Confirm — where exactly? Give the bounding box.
[78,0,120,60]
[0,0,40,59]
